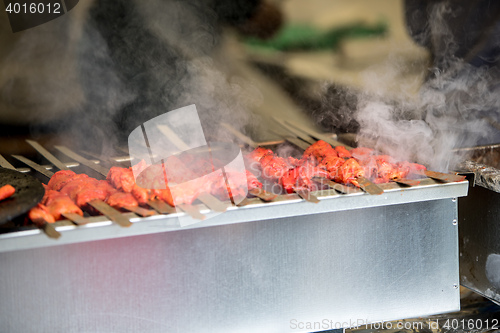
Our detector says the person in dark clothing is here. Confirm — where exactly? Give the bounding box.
[404,0,500,146]
[0,0,282,152]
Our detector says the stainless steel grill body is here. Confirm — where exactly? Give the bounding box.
[459,151,500,304]
[0,180,467,332]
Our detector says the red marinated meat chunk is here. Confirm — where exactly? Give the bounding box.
[335,146,351,158]
[281,168,300,194]
[131,185,149,205]
[334,158,365,187]
[28,204,55,224]
[43,190,83,220]
[245,170,262,190]
[151,189,174,207]
[135,164,167,189]
[59,177,98,201]
[350,147,374,163]
[47,170,77,190]
[75,180,115,207]
[170,181,201,205]
[246,147,273,163]
[303,140,337,163]
[107,192,138,209]
[0,184,15,201]
[107,167,135,193]
[319,155,345,179]
[260,155,289,180]
[281,163,328,193]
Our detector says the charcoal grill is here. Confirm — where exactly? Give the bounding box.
[0,138,468,333]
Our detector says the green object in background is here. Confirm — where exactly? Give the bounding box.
[245,21,388,52]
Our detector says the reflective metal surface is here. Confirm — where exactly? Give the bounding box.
[0,179,468,253]
[0,181,465,332]
[459,184,500,305]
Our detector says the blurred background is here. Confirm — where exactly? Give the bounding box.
[0,0,429,154]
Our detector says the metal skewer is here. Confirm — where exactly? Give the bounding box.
[123,206,156,217]
[54,146,109,177]
[283,119,354,149]
[248,188,278,201]
[0,154,16,170]
[26,140,70,171]
[0,155,61,238]
[312,177,360,194]
[177,204,206,220]
[271,119,384,195]
[88,200,133,227]
[221,122,284,147]
[392,178,421,186]
[147,199,177,214]
[30,217,61,239]
[272,117,316,145]
[13,153,135,228]
[155,124,231,214]
[419,170,467,183]
[62,213,88,225]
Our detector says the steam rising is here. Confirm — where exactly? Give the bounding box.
[327,2,500,171]
[0,0,257,155]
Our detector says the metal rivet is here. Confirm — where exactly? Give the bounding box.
[452,197,457,202]
[453,284,459,289]
[452,219,457,225]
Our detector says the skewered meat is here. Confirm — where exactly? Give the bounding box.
[28,204,55,224]
[0,184,15,201]
[75,180,116,207]
[107,192,138,209]
[281,162,328,193]
[47,170,84,191]
[350,147,374,162]
[335,146,351,159]
[245,170,262,190]
[60,177,98,201]
[246,147,290,180]
[107,166,135,193]
[109,164,164,205]
[334,158,365,187]
[318,155,345,179]
[299,140,426,186]
[43,189,83,220]
[303,140,337,162]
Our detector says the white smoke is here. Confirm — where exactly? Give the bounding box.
[352,2,499,171]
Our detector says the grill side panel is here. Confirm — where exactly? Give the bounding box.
[0,198,459,333]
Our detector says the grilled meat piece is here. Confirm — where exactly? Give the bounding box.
[334,158,365,187]
[0,184,15,201]
[60,177,98,201]
[107,192,138,209]
[281,162,329,193]
[281,168,300,194]
[151,189,174,207]
[245,170,262,190]
[335,146,351,159]
[350,147,374,162]
[303,140,338,163]
[43,189,83,220]
[246,147,290,179]
[28,204,55,224]
[246,147,273,164]
[318,155,345,179]
[107,166,135,193]
[47,170,78,191]
[76,180,115,207]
